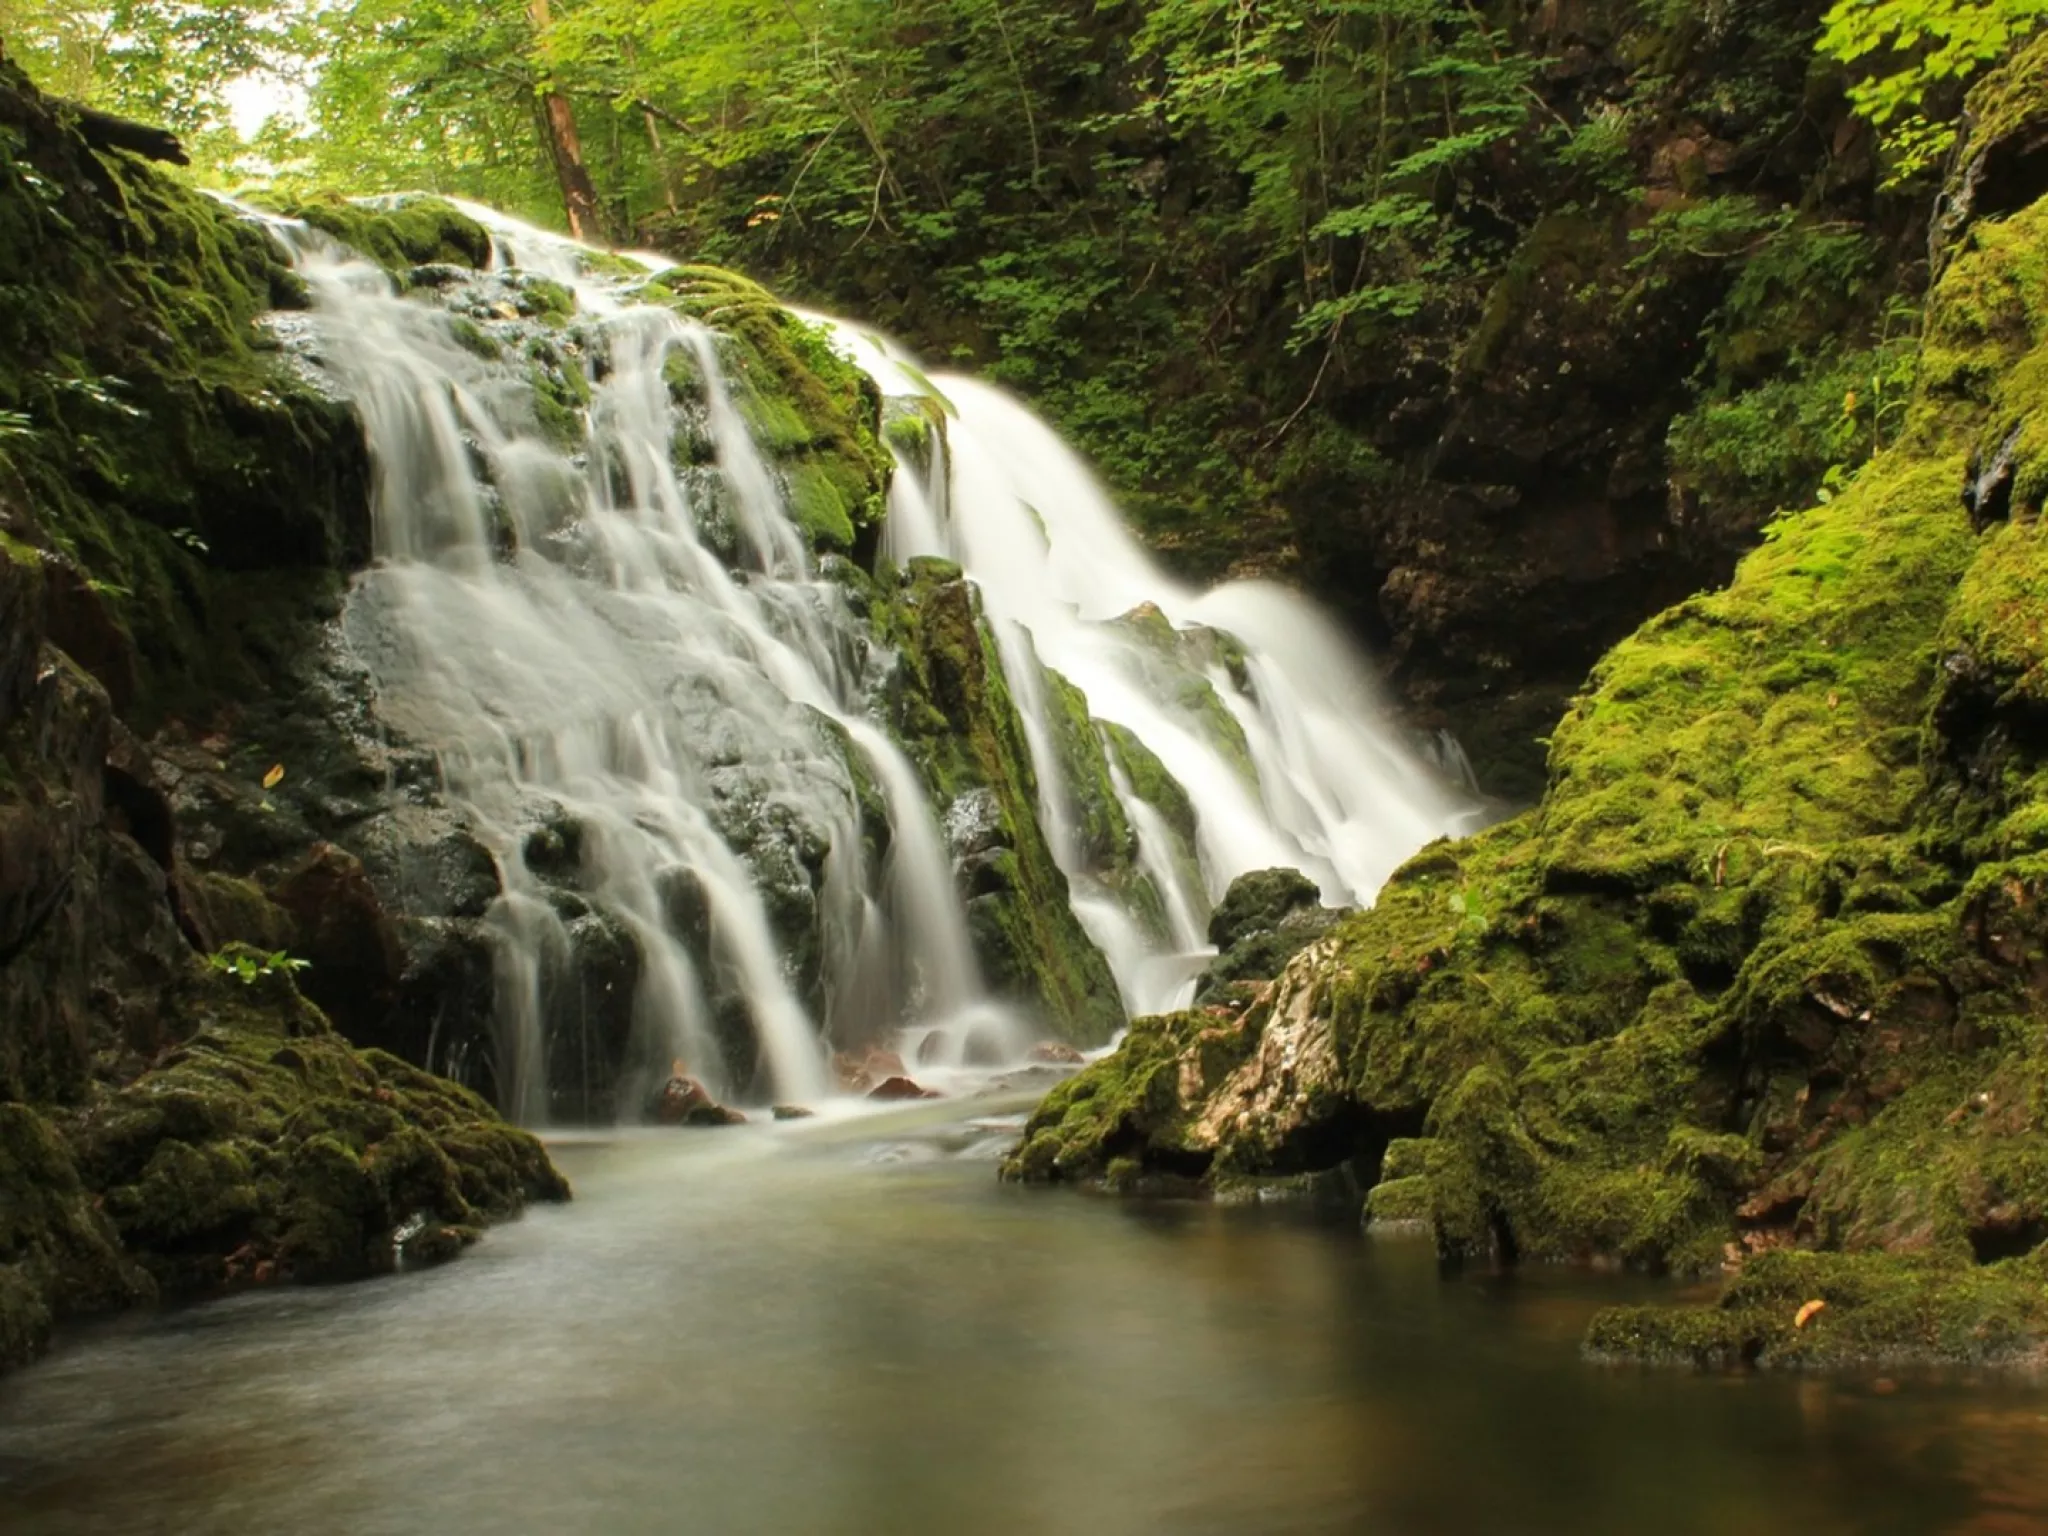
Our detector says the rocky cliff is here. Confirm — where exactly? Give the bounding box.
[1007,47,2048,1369]
[0,54,1145,1373]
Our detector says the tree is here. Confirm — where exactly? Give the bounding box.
[0,0,292,133]
[1820,0,2048,178]
[525,0,604,240]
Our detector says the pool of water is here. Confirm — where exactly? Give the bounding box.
[3,1098,2045,1535]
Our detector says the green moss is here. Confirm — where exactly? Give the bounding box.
[1003,1009,1224,1181]
[514,275,576,322]
[875,561,1124,1043]
[1011,192,2048,1363]
[0,67,369,717]
[1961,33,2048,165]
[1587,1248,2048,1368]
[276,193,493,281]
[1365,1175,1435,1228]
[650,266,891,560]
[65,959,569,1296]
[0,1103,150,1374]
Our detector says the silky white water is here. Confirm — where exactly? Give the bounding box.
[819,319,1469,1014]
[255,198,1465,1118]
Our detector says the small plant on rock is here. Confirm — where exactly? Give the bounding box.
[204,946,312,986]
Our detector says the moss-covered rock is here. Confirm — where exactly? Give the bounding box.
[876,558,1124,1043]
[1586,1248,2048,1369]
[1194,867,1342,1006]
[0,70,370,714]
[0,952,566,1375]
[650,265,890,556]
[66,955,567,1295]
[1012,188,2048,1364]
[277,193,493,280]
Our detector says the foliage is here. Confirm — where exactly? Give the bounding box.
[1819,0,2048,179]
[1009,190,2048,1361]
[0,0,292,133]
[203,944,311,986]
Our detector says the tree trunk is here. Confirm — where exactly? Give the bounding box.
[528,0,605,243]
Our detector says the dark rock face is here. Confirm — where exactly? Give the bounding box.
[1936,36,2048,261]
[0,64,567,1378]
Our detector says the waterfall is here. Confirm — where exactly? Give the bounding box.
[253,197,1467,1121]
[816,320,1469,1014]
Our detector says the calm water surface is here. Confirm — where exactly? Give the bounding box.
[3,1098,2045,1535]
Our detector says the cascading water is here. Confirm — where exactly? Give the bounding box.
[252,196,1468,1122]
[818,321,1473,1015]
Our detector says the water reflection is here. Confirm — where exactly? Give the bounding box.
[1,1109,2044,1535]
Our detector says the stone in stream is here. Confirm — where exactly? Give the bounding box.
[652,1066,747,1127]
[771,1104,815,1121]
[833,1046,907,1093]
[1029,1041,1085,1065]
[867,1075,941,1102]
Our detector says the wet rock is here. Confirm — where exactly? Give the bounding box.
[868,1075,940,1102]
[1964,425,2023,529]
[978,1063,1073,1097]
[875,562,1125,1045]
[943,787,1005,859]
[651,1070,748,1126]
[771,1104,815,1121]
[1207,867,1321,949]
[1194,868,1343,1007]
[1030,1041,1086,1065]
[834,1046,907,1093]
[393,1213,474,1269]
[40,555,137,714]
[269,842,407,1041]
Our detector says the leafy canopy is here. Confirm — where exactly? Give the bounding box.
[1819,0,2048,178]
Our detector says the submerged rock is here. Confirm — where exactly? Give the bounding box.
[834,1047,908,1094]
[1029,1041,1086,1065]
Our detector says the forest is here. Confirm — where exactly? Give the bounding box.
[4,1,2048,1530]
[10,0,2039,788]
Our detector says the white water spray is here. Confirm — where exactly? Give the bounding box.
[820,329,1471,1014]
[255,197,1467,1119]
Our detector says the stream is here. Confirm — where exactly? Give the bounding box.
[3,1096,2045,1535]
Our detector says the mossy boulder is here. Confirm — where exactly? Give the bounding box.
[1011,188,2048,1364]
[277,193,493,280]
[71,954,567,1292]
[650,265,890,556]
[0,952,566,1375]
[1194,867,1342,1006]
[876,558,1124,1043]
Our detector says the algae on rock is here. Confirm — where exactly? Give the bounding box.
[1007,176,2048,1366]
[875,557,1125,1044]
